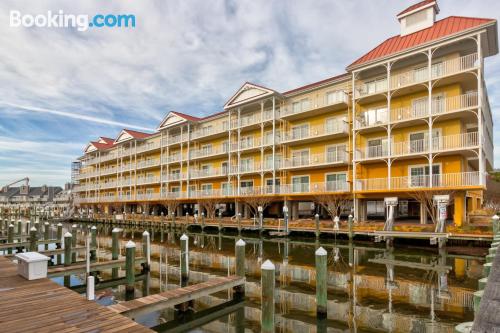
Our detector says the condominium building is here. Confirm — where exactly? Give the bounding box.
[74,0,497,226]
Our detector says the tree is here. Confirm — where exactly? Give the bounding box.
[314,193,351,222]
[406,189,455,225]
[239,196,273,217]
[197,198,219,220]
[163,199,179,217]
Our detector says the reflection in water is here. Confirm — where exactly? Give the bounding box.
[57,223,482,332]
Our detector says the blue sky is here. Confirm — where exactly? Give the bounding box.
[0,0,499,186]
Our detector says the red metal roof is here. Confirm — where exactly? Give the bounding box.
[99,137,114,144]
[90,141,114,150]
[283,73,350,95]
[122,129,152,139]
[170,111,201,122]
[348,16,495,68]
[397,0,436,17]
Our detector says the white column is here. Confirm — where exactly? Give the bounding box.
[260,101,265,189]
[237,108,241,195]
[386,63,392,190]
[272,97,276,194]
[352,72,358,219]
[428,49,433,187]
[477,33,484,186]
[160,131,163,197]
[187,123,191,194]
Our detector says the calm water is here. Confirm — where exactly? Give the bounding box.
[50,223,484,333]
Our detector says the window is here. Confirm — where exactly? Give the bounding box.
[412,97,427,116]
[292,176,309,193]
[325,117,345,133]
[409,132,426,153]
[292,98,310,114]
[413,66,427,82]
[431,61,443,78]
[222,120,229,131]
[201,125,212,136]
[432,93,445,114]
[201,144,212,155]
[201,164,212,176]
[240,180,254,194]
[327,144,347,162]
[410,164,441,187]
[291,124,309,140]
[367,138,388,158]
[365,107,387,126]
[240,158,253,172]
[326,173,347,191]
[326,91,345,105]
[201,184,213,195]
[264,154,282,169]
[265,178,280,193]
[221,182,232,195]
[222,140,229,152]
[188,185,196,197]
[364,77,387,95]
[221,162,228,174]
[292,150,309,167]
[406,10,427,27]
[240,136,253,149]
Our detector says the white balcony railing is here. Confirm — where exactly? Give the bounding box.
[136,176,160,185]
[355,91,479,129]
[281,93,349,118]
[191,124,228,140]
[190,145,228,159]
[355,53,478,99]
[283,152,348,168]
[284,122,349,142]
[136,142,160,154]
[190,168,229,179]
[355,171,482,191]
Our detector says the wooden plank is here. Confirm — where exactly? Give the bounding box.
[47,257,146,277]
[108,275,245,318]
[0,256,152,332]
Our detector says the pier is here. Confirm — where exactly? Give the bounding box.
[0,256,152,332]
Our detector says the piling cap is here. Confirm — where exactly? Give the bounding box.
[9,224,14,228]
[315,247,327,256]
[236,239,246,246]
[44,222,49,225]
[30,226,37,231]
[112,227,120,233]
[91,226,96,230]
[315,214,319,217]
[261,259,275,270]
[333,216,340,222]
[64,232,72,237]
[126,240,136,248]
[348,214,353,218]
[180,234,189,241]
[493,215,500,220]
[142,230,150,236]
[57,223,62,226]
[72,224,77,228]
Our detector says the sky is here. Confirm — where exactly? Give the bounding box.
[0,0,499,186]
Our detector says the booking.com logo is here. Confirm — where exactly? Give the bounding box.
[9,10,136,32]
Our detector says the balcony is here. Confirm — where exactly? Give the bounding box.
[100,166,117,176]
[355,171,482,191]
[190,168,229,179]
[136,193,161,200]
[283,122,349,144]
[355,92,478,130]
[100,181,117,189]
[190,145,228,160]
[100,153,117,162]
[282,152,348,169]
[230,162,262,174]
[136,141,160,154]
[230,110,275,129]
[281,93,349,119]
[136,159,160,169]
[191,124,228,140]
[231,137,262,152]
[162,133,188,146]
[356,132,479,161]
[118,179,133,187]
[136,176,160,185]
[163,154,181,164]
[355,53,479,99]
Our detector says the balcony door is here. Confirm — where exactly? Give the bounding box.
[240,180,254,194]
[292,150,309,167]
[265,178,280,194]
[292,175,309,193]
[326,173,347,191]
[201,184,212,195]
[367,138,388,158]
[410,164,441,187]
[409,132,426,153]
[327,144,347,163]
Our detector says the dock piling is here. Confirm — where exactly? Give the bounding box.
[234,239,246,297]
[56,223,62,248]
[44,222,50,250]
[17,220,22,236]
[111,227,120,278]
[64,232,72,266]
[180,233,189,286]
[90,226,97,260]
[125,240,136,293]
[7,224,14,254]
[315,247,328,318]
[315,214,320,238]
[142,231,151,271]
[348,215,354,240]
[261,259,275,333]
[71,224,77,263]
[29,226,38,251]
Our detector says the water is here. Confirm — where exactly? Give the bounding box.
[52,223,484,332]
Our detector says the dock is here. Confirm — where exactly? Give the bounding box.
[0,256,152,332]
[108,275,245,318]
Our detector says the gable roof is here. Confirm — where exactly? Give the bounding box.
[397,0,438,18]
[98,137,114,144]
[348,16,496,69]
[283,73,350,96]
[224,82,279,109]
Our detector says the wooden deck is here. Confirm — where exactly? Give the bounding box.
[108,275,245,318]
[0,256,152,332]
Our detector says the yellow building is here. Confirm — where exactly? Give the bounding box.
[74,0,497,226]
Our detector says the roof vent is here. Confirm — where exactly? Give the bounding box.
[397,0,440,36]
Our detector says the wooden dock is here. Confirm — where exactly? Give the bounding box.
[0,256,152,332]
[108,275,245,318]
[47,257,146,278]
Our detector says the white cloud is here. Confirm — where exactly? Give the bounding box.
[0,0,499,187]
